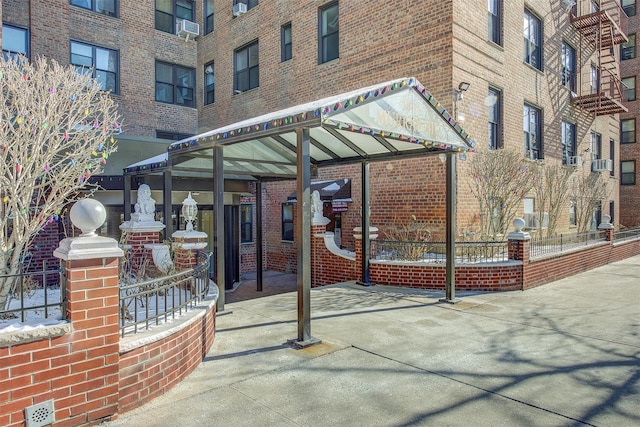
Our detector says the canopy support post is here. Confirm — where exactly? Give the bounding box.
[440,153,460,304]
[256,179,263,292]
[214,145,226,311]
[289,127,321,349]
[163,170,173,238]
[123,175,132,221]
[357,161,373,286]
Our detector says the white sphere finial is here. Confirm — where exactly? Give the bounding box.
[513,217,526,233]
[70,198,106,237]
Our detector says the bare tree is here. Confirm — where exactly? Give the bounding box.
[531,163,575,237]
[569,171,611,234]
[0,56,119,310]
[467,149,536,240]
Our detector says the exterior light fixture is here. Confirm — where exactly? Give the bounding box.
[181,192,198,232]
[458,82,470,92]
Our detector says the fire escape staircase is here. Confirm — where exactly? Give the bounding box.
[570,1,629,115]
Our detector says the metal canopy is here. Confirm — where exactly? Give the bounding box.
[125,77,475,179]
[122,77,477,347]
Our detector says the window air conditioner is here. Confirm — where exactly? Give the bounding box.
[233,3,248,16]
[566,155,583,167]
[176,19,200,39]
[591,158,612,173]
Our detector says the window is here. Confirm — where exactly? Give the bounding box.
[621,34,636,60]
[319,1,339,64]
[241,204,253,243]
[610,139,615,177]
[155,0,194,34]
[523,103,542,160]
[234,0,258,11]
[204,0,214,34]
[70,40,118,93]
[621,160,636,185]
[204,61,215,105]
[156,130,193,140]
[488,0,502,45]
[569,202,576,227]
[2,24,29,60]
[609,201,614,225]
[590,0,600,12]
[234,40,259,93]
[562,121,576,165]
[155,61,195,107]
[590,132,602,161]
[622,76,636,101]
[621,118,636,144]
[488,86,502,149]
[282,203,294,241]
[70,0,117,17]
[523,9,542,70]
[622,0,636,17]
[281,22,292,62]
[562,42,576,92]
[590,64,600,94]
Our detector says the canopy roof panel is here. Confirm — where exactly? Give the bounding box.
[125,78,476,179]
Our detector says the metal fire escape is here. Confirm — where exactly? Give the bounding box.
[570,0,629,115]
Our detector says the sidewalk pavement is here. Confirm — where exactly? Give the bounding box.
[104,256,640,426]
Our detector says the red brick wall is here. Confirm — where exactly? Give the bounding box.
[0,247,216,427]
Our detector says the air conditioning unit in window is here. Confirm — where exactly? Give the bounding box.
[591,158,612,173]
[565,155,583,167]
[176,19,200,40]
[233,2,247,16]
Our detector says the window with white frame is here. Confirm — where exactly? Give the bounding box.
[569,202,576,227]
[70,40,119,93]
[2,24,29,60]
[524,9,542,70]
[523,103,542,160]
[590,64,600,94]
[562,121,576,165]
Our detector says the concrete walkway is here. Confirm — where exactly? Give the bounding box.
[104,256,640,426]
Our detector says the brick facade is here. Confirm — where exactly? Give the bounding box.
[620,4,640,227]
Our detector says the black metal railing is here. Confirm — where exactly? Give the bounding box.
[370,240,510,264]
[119,251,211,337]
[530,230,607,259]
[0,261,66,323]
[613,228,640,242]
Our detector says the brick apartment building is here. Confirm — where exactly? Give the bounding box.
[0,1,633,278]
[620,0,639,226]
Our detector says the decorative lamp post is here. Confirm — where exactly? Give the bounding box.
[182,192,198,232]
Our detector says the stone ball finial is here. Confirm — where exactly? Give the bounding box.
[70,198,106,237]
[603,214,611,224]
[513,217,526,233]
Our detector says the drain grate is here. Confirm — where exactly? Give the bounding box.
[25,400,55,427]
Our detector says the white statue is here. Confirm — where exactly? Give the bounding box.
[133,184,156,222]
[311,190,323,219]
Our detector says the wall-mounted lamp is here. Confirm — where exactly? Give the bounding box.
[439,153,447,163]
[458,82,470,92]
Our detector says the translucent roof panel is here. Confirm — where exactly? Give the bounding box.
[126,78,476,178]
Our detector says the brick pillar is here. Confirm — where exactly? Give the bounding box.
[354,226,378,282]
[507,218,531,289]
[172,231,208,270]
[119,220,166,276]
[598,214,614,241]
[53,199,124,424]
[311,223,329,287]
